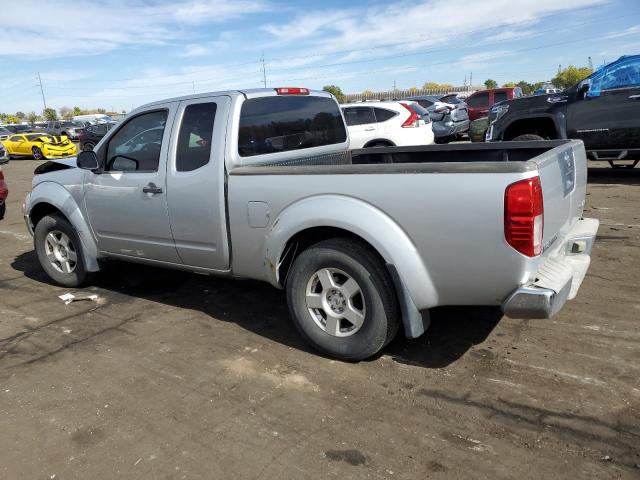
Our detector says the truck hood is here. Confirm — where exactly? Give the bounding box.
[499,92,567,111]
[33,157,78,188]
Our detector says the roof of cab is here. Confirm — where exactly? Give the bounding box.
[132,88,333,114]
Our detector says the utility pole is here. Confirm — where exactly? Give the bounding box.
[260,53,267,88]
[36,72,47,111]
[469,72,473,89]
[588,56,593,70]
[192,81,196,94]
[463,74,467,88]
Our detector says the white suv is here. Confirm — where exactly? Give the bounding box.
[341,101,434,149]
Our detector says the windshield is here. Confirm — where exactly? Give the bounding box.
[439,95,463,104]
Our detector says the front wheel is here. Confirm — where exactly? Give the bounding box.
[34,214,91,287]
[32,146,45,160]
[286,238,399,361]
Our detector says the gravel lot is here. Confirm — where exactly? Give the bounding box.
[1,160,639,479]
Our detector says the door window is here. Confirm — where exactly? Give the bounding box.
[590,57,640,93]
[342,107,375,126]
[493,91,508,103]
[176,102,217,172]
[105,110,167,172]
[373,108,398,123]
[9,135,23,142]
[467,92,489,107]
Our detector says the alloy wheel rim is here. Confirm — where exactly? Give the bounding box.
[44,230,77,274]
[305,268,366,337]
[33,148,42,160]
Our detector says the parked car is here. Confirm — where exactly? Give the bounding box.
[469,117,489,142]
[403,94,469,143]
[77,122,116,151]
[487,54,640,168]
[341,101,434,148]
[23,87,598,361]
[4,124,33,134]
[73,113,113,124]
[0,126,12,141]
[44,121,86,140]
[465,87,523,121]
[3,133,77,160]
[0,152,8,220]
[533,88,562,96]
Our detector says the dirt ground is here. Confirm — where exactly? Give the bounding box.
[0,160,639,479]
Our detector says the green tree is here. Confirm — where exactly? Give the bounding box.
[322,85,346,103]
[43,108,58,121]
[422,82,453,90]
[15,111,25,120]
[59,106,73,120]
[502,82,517,87]
[73,106,83,116]
[484,79,498,89]
[5,115,19,124]
[552,65,592,89]
[27,111,39,124]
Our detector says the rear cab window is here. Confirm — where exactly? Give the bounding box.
[468,92,489,107]
[238,95,347,157]
[493,91,508,103]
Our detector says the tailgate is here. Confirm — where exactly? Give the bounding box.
[534,140,588,257]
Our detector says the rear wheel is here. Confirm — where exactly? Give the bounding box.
[286,238,399,360]
[32,146,45,160]
[34,214,91,287]
[513,134,545,141]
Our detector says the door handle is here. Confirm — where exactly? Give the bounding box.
[143,183,163,194]
[364,126,375,131]
[628,94,640,100]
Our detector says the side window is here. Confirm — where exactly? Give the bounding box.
[493,91,508,104]
[342,107,375,126]
[591,57,640,93]
[9,135,22,142]
[373,108,397,123]
[467,92,489,107]
[176,102,217,172]
[417,100,433,108]
[105,110,167,172]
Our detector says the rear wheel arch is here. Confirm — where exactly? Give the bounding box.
[363,139,395,148]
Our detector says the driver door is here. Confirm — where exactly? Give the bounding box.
[83,104,181,262]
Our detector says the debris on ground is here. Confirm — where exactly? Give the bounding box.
[58,293,99,305]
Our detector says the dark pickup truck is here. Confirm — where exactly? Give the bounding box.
[486,55,640,168]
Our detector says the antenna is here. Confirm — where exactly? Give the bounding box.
[36,72,47,110]
[260,53,267,88]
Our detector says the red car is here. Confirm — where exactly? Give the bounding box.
[0,166,7,220]
[465,87,523,121]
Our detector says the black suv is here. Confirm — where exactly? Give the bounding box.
[487,55,640,168]
[77,122,116,151]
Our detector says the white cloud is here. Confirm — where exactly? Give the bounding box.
[0,0,268,58]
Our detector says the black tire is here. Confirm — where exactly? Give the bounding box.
[34,214,91,287]
[32,146,45,160]
[513,134,545,141]
[286,238,399,361]
[434,136,450,144]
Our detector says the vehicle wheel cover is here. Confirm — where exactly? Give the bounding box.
[44,230,77,274]
[32,148,42,160]
[305,268,366,337]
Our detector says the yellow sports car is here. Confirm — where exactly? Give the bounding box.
[2,133,77,160]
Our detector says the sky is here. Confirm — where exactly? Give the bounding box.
[1,0,639,114]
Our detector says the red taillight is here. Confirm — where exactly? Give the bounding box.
[504,176,544,257]
[400,103,419,128]
[275,87,309,95]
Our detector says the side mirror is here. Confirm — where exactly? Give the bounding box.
[577,80,591,98]
[77,150,99,170]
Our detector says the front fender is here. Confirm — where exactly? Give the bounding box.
[27,181,100,272]
[265,194,439,312]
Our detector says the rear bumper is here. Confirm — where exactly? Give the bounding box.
[502,217,599,319]
[433,119,469,137]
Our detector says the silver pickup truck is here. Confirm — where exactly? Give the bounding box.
[23,88,598,360]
